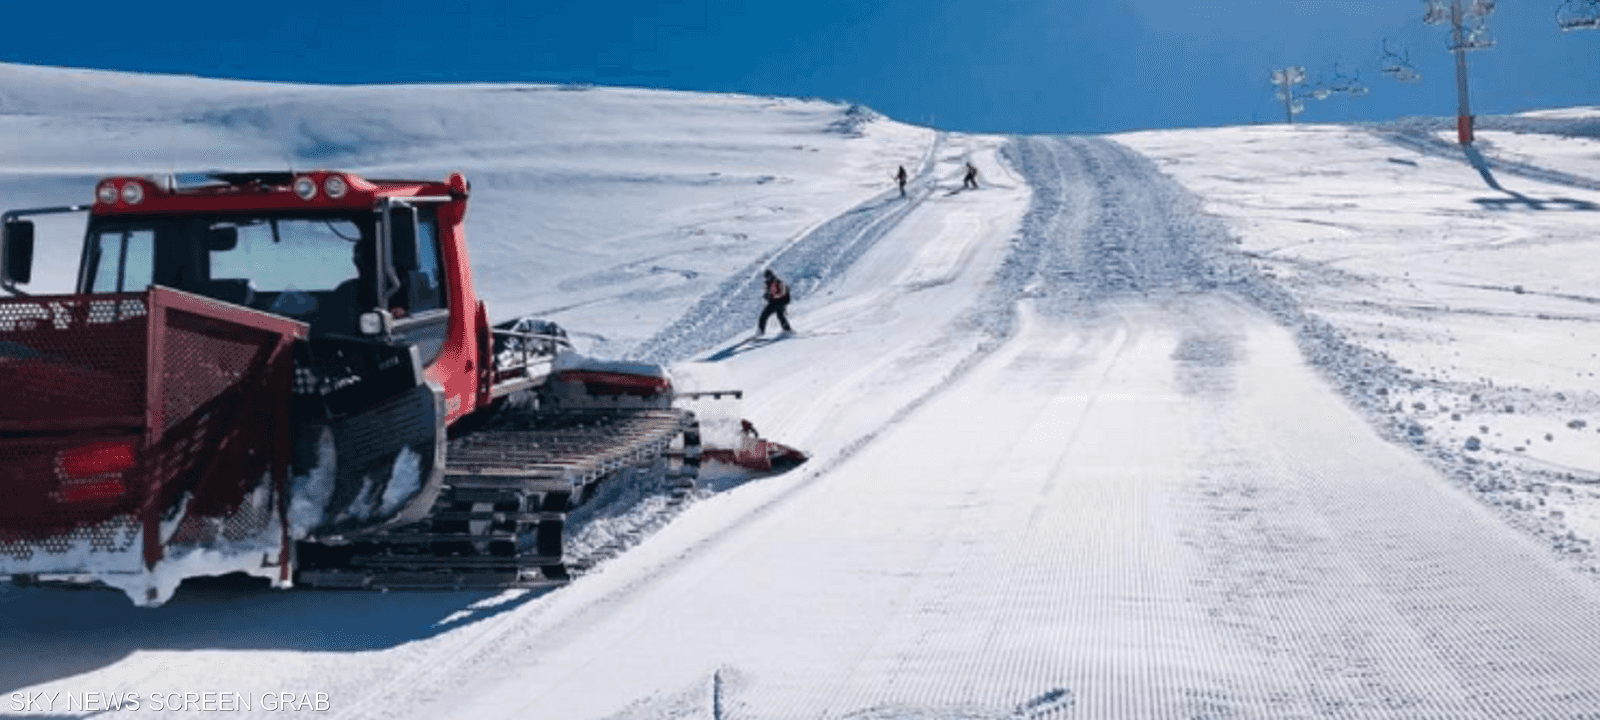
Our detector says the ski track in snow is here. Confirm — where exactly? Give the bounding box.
[632,132,948,364]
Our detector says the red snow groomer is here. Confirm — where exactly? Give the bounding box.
[0,170,803,606]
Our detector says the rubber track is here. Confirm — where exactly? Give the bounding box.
[297,409,697,589]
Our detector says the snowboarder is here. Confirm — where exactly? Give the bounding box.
[758,269,792,335]
[895,165,908,198]
[962,161,979,190]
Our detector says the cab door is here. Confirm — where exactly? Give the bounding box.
[385,204,450,366]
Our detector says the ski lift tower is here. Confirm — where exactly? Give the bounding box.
[1426,0,1497,144]
[1271,66,1309,124]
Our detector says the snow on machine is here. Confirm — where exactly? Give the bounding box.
[0,170,804,605]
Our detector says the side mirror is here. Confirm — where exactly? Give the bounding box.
[206,225,238,252]
[2,220,35,286]
[359,309,394,337]
[388,206,419,272]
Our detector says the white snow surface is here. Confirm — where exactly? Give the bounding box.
[286,429,337,539]
[4,64,1600,717]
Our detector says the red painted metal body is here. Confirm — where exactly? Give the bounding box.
[90,171,491,427]
[3,169,793,603]
[0,287,303,579]
[701,420,808,473]
[1,171,489,602]
[556,369,673,398]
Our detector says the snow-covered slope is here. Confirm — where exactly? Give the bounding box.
[1119,119,1600,567]
[4,64,1600,718]
[0,63,933,355]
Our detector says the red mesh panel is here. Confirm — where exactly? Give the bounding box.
[0,294,147,538]
[0,514,140,565]
[0,295,147,430]
[157,310,271,435]
[143,289,301,533]
[0,432,144,540]
[0,287,303,571]
[167,478,277,549]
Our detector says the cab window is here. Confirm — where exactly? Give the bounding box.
[209,217,364,293]
[88,229,154,293]
[406,208,447,314]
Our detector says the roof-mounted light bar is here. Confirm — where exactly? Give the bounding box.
[94,179,149,207]
[89,171,460,209]
[292,176,318,201]
[290,172,358,202]
[323,175,348,199]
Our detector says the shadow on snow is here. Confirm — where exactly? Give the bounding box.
[0,575,554,695]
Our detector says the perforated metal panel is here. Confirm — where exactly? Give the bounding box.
[0,294,147,541]
[140,288,302,558]
[158,310,266,435]
[0,514,140,563]
[167,476,278,549]
[0,287,303,573]
[0,294,147,429]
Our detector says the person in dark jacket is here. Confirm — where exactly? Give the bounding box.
[963,161,979,190]
[896,165,908,198]
[758,269,792,335]
[324,238,381,334]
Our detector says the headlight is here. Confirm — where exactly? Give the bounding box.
[96,182,119,205]
[293,176,317,201]
[120,182,144,205]
[323,175,348,199]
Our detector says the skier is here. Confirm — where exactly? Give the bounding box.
[758,269,792,336]
[895,165,908,198]
[962,161,979,190]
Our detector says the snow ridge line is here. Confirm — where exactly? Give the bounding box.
[1001,134,1442,469]
[630,132,947,364]
[1012,134,1470,507]
[1040,134,1410,434]
[1005,136,1600,715]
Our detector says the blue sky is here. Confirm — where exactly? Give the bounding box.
[5,1,1598,133]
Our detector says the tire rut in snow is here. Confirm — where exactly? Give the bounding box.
[1005,136,1600,717]
[996,136,1247,317]
[1017,135,1424,454]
